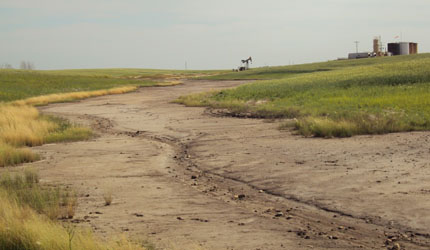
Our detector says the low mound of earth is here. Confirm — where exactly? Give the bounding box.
[26,80,430,249]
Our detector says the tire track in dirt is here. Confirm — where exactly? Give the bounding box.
[29,80,430,250]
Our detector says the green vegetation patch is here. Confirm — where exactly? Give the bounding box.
[178,54,430,137]
[0,70,153,102]
[42,116,93,144]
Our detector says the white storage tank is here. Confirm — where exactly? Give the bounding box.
[399,42,410,55]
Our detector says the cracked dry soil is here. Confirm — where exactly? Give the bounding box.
[28,80,430,250]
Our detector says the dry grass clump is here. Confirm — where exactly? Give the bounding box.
[0,104,57,147]
[103,188,114,206]
[0,143,40,167]
[0,104,92,167]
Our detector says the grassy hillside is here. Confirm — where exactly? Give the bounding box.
[202,53,429,80]
[177,54,430,137]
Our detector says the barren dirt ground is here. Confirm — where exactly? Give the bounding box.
[29,80,430,249]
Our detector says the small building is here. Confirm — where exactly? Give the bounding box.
[387,42,418,56]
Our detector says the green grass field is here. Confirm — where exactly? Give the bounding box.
[177,53,430,137]
[42,68,226,78]
[0,69,150,102]
[0,68,225,102]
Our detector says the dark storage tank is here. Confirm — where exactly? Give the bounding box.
[388,43,400,55]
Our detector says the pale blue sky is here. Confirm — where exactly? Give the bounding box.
[1,0,429,69]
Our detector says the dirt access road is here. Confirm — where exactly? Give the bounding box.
[32,80,430,249]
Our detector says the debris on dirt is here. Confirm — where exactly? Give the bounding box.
[133,213,144,217]
[297,230,307,238]
[387,243,401,250]
[191,175,197,179]
[393,243,401,250]
[70,218,85,224]
[191,218,209,222]
[177,216,184,220]
[234,194,246,200]
[264,208,274,213]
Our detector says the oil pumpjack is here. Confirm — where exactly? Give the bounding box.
[235,56,252,71]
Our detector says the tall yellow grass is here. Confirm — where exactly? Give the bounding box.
[0,104,53,166]
[0,104,57,147]
[0,142,39,167]
[13,86,138,106]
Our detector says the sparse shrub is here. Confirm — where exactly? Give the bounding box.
[295,117,357,138]
[0,170,61,218]
[24,168,39,185]
[61,191,78,219]
[279,119,298,130]
[103,189,113,206]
